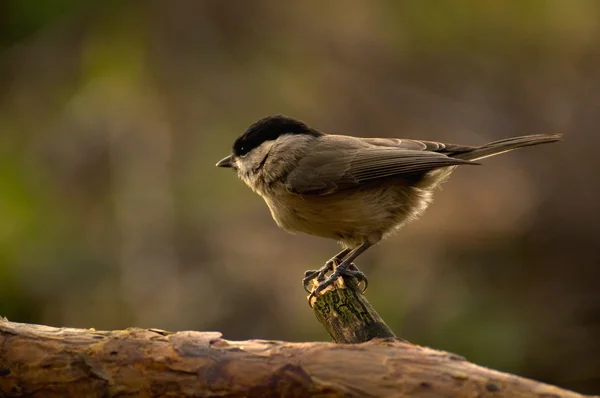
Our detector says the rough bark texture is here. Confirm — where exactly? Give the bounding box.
[0,318,594,398]
[308,277,397,343]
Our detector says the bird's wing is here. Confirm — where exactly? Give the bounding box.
[360,137,477,155]
[285,136,477,195]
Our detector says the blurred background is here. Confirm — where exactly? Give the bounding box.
[0,0,598,394]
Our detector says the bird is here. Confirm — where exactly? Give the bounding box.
[216,115,562,300]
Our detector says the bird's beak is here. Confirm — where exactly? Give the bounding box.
[216,155,233,168]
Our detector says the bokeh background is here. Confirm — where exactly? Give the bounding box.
[1,0,598,394]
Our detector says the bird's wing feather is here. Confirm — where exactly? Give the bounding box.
[360,137,477,155]
[285,136,476,195]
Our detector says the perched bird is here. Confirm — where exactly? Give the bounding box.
[216,115,562,299]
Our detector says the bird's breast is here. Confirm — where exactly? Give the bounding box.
[260,181,434,246]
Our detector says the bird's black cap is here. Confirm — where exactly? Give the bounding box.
[232,115,323,157]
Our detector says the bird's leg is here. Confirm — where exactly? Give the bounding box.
[309,242,372,300]
[303,248,351,293]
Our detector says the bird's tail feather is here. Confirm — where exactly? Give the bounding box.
[453,133,563,161]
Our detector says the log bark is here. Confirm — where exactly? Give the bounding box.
[0,318,594,398]
[308,276,397,343]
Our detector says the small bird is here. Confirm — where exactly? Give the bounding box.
[216,115,562,299]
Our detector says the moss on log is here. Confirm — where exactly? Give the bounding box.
[308,276,397,343]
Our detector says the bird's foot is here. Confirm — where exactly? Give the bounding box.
[302,260,335,293]
[308,263,368,302]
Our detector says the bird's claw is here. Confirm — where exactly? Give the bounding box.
[307,264,368,303]
[302,270,320,293]
[302,260,335,293]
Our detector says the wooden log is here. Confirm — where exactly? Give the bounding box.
[0,318,594,398]
[308,276,398,343]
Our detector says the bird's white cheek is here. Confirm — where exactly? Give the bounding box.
[234,159,260,192]
[234,158,248,174]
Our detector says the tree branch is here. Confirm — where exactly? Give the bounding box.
[308,276,397,343]
[0,318,594,397]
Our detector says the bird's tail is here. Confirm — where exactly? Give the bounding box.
[452,133,563,161]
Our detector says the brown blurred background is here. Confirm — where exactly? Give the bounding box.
[0,0,598,394]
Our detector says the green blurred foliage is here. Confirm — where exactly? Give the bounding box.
[1,0,80,48]
[0,0,598,394]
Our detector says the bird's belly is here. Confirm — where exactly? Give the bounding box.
[262,183,433,246]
